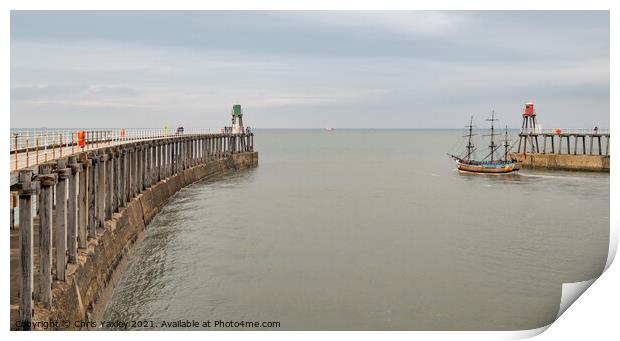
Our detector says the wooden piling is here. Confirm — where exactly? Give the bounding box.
[54,160,69,281]
[605,136,610,156]
[18,170,35,330]
[137,145,143,193]
[581,136,586,155]
[158,142,163,181]
[37,165,55,308]
[97,154,106,228]
[145,144,151,188]
[115,150,121,211]
[78,158,90,248]
[88,155,98,239]
[67,156,80,264]
[119,150,126,208]
[127,148,134,200]
[10,193,16,230]
[106,151,113,220]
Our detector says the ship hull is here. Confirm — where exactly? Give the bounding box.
[456,161,521,174]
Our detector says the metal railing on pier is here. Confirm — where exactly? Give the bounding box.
[517,128,610,155]
[9,128,215,171]
[538,128,610,135]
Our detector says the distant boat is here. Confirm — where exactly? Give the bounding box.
[326,128,334,131]
[447,112,521,174]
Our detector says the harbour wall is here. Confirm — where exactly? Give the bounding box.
[11,152,258,330]
[510,152,609,172]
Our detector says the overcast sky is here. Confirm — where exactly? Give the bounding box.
[10,11,609,129]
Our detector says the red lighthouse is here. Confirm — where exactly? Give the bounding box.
[517,102,540,153]
[524,102,535,116]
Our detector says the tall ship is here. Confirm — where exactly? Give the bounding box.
[448,112,521,174]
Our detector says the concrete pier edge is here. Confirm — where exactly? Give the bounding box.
[510,152,609,172]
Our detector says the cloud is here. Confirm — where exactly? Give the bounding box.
[285,11,468,37]
[10,11,609,128]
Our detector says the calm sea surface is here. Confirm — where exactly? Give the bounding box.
[102,129,609,330]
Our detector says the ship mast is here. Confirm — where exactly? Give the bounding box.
[486,111,499,162]
[465,116,475,161]
[504,125,510,161]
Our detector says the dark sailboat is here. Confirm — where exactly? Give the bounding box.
[448,112,521,174]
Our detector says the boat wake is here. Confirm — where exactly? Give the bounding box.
[518,172,590,181]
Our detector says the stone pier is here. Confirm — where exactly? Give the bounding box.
[10,132,256,330]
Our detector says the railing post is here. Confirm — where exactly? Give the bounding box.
[37,164,55,309]
[18,169,35,330]
[67,156,81,264]
[54,160,69,281]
